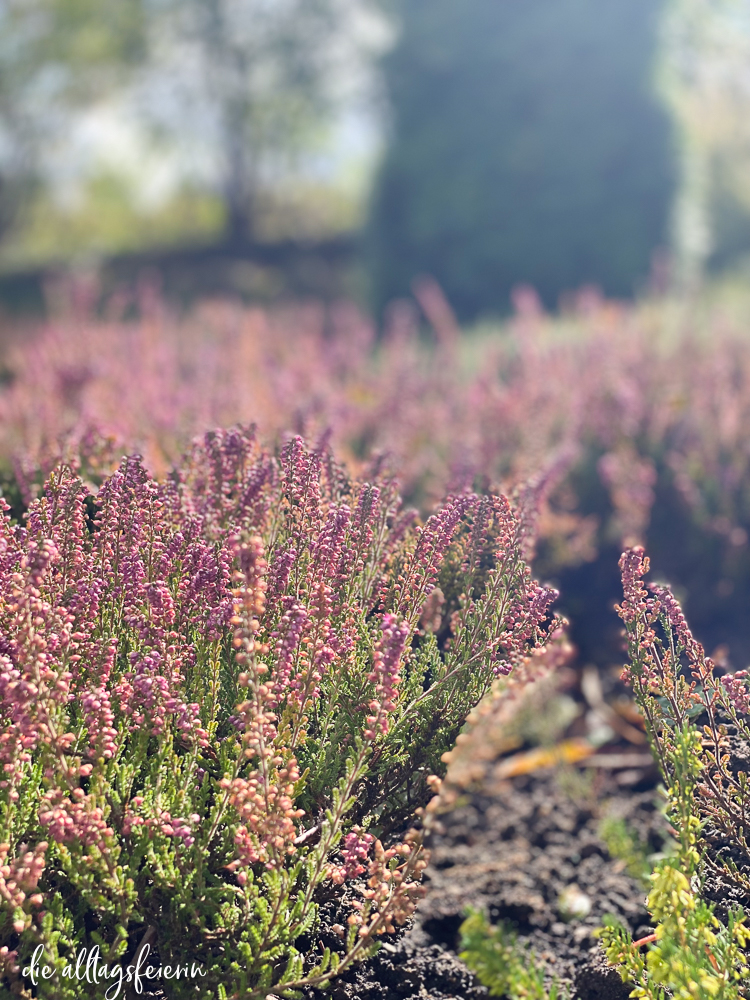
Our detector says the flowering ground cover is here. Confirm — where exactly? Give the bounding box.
[0,425,560,997]
[2,285,750,997]
[6,285,750,669]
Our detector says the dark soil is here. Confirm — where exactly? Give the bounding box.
[307,761,668,1000]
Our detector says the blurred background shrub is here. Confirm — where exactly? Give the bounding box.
[367,0,676,318]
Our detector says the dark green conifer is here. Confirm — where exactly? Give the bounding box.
[369,0,677,319]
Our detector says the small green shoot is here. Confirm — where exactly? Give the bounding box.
[598,814,655,884]
[459,908,568,1000]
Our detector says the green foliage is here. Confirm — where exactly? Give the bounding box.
[1,173,225,269]
[149,0,342,241]
[459,908,567,1000]
[659,0,750,283]
[599,724,750,1000]
[21,0,147,92]
[368,0,677,318]
[0,0,355,256]
[618,548,750,905]
[0,0,147,243]
[598,814,655,884]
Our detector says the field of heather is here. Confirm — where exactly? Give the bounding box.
[6,284,750,662]
[3,287,750,999]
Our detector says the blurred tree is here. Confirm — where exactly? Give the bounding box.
[0,0,384,256]
[140,0,344,244]
[0,0,146,240]
[368,0,677,319]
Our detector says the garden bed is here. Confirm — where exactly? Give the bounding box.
[304,750,667,1000]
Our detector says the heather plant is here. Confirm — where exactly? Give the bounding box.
[0,288,727,518]
[599,546,750,998]
[600,725,750,1000]
[0,428,558,998]
[418,637,574,799]
[614,546,750,902]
